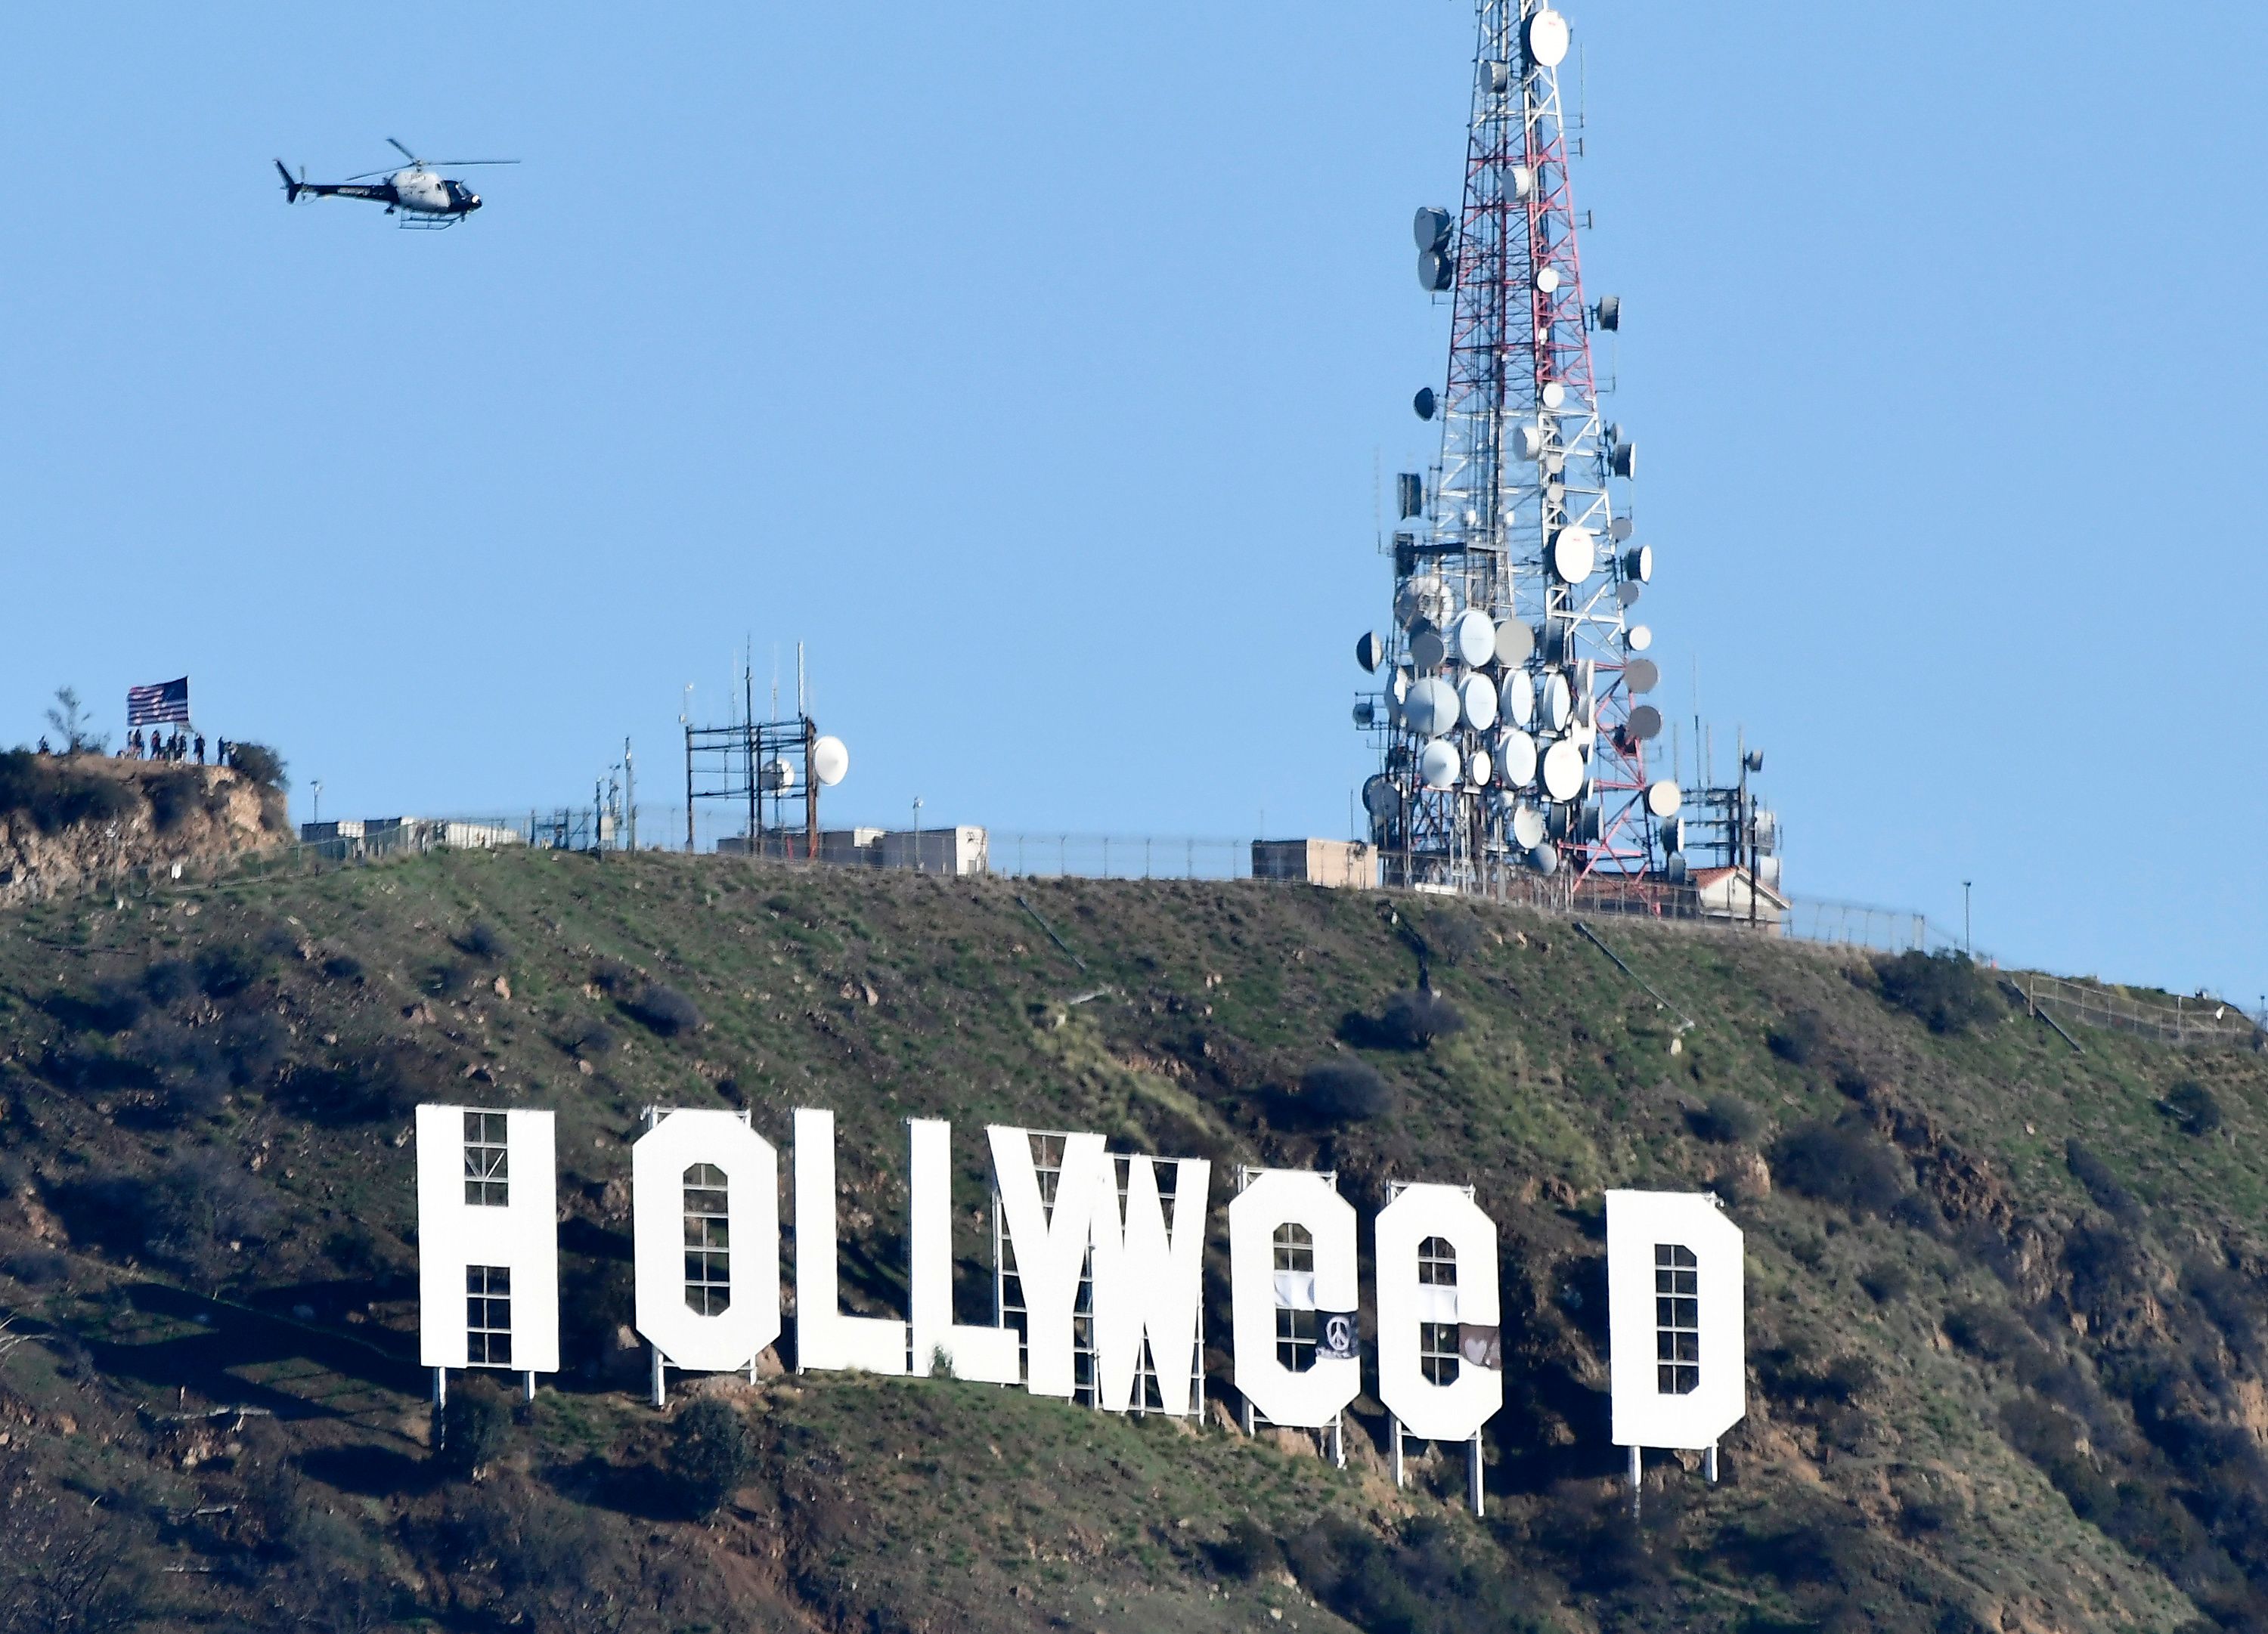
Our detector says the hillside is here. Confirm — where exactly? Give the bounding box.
[0,750,288,907]
[0,848,2264,1633]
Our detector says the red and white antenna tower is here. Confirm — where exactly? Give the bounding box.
[1358,1,1678,899]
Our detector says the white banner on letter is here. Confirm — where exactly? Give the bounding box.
[794,1108,908,1373]
[1090,1155,1210,1416]
[987,1125,1107,1399]
[1374,1182,1501,1442]
[633,1109,781,1374]
[1228,1170,1359,1428]
[909,1119,1020,1384]
[1606,1189,1746,1450]
[417,1105,559,1374]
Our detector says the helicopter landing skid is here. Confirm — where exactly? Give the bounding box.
[395,212,464,231]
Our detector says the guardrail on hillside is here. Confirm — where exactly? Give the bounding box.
[2012,972,2264,1051]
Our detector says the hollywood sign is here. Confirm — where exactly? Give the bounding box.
[416,1106,1744,1496]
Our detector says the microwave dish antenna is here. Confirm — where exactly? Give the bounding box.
[1350,0,1690,896]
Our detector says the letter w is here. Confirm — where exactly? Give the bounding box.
[1090,1156,1210,1416]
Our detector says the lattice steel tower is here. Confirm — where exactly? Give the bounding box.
[1357,0,1676,898]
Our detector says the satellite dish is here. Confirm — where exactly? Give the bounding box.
[1625,624,1653,653]
[1351,699,1376,729]
[1541,670,1572,731]
[1497,729,1537,788]
[1628,704,1663,741]
[1616,580,1643,608]
[1624,658,1660,694]
[1541,739,1585,802]
[1511,803,1547,849]
[1526,8,1570,67]
[1486,59,1511,94]
[1510,165,1534,200]
[1549,525,1596,583]
[1394,574,1452,628]
[1512,423,1545,462]
[1595,294,1621,332]
[761,757,797,793]
[811,737,850,787]
[1412,206,1453,252]
[1625,544,1654,583]
[1459,673,1498,732]
[1663,852,1689,883]
[1418,738,1462,790]
[1758,854,1783,890]
[1610,442,1637,479]
[1610,516,1633,543]
[1541,381,1568,410]
[1495,619,1535,667]
[1499,671,1535,729]
[1414,386,1437,421]
[1419,248,1455,292]
[1389,667,1412,703]
[1662,816,1683,853]
[1468,748,1492,787]
[1452,608,1496,667]
[1528,844,1559,876]
[1403,676,1461,736]
[1535,267,1561,294]
[1355,630,1385,673]
[1409,629,1448,671]
[1362,775,1398,819]
[1645,779,1681,819]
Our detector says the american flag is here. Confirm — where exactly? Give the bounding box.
[125,677,191,728]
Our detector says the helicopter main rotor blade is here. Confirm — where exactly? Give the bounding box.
[386,137,419,163]
[423,159,521,167]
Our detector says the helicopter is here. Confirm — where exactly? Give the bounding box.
[274,139,517,229]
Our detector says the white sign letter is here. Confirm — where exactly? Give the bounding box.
[1374,1183,1501,1442]
[794,1108,908,1373]
[909,1119,1020,1383]
[987,1125,1107,1399]
[1090,1155,1210,1416]
[1228,1170,1359,1428]
[633,1109,781,1374]
[1606,1190,1746,1450]
[417,1105,559,1375]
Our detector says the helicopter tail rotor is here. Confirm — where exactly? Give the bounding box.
[274,159,305,203]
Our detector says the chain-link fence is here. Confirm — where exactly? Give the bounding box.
[9,812,2258,1050]
[2011,972,2263,1051]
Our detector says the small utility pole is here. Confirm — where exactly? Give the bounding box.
[311,780,323,827]
[1963,881,1973,959]
[624,738,637,852]
[680,685,696,853]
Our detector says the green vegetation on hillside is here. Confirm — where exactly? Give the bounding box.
[0,849,2263,1632]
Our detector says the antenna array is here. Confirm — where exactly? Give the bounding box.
[1355,1,1681,898]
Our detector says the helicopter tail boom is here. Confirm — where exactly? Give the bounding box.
[274,159,303,203]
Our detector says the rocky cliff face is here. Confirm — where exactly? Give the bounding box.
[0,754,286,905]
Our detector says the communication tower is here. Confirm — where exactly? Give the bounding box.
[1355,2,1681,899]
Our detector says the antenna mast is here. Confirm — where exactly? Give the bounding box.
[1359,1,1671,899]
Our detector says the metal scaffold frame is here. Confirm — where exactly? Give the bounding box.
[1363,0,1665,900]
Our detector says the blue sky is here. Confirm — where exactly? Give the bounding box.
[3,4,2263,1000]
